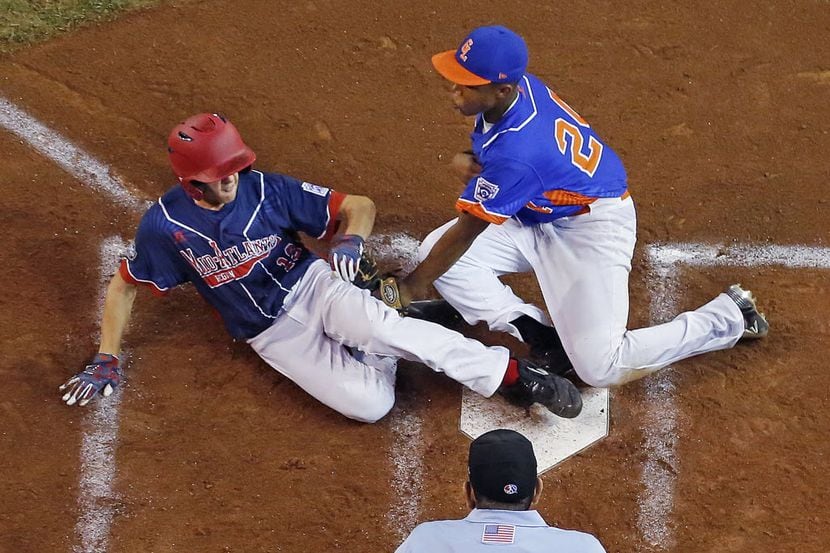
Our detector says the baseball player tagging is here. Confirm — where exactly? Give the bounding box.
[387,25,769,390]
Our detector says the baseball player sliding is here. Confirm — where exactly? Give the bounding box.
[59,113,582,422]
[379,26,768,390]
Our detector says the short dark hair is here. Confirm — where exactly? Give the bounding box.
[474,493,534,511]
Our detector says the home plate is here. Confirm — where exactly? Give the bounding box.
[460,387,609,473]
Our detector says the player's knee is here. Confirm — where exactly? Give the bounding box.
[341,393,395,423]
[570,351,621,388]
[571,346,642,388]
[575,368,621,388]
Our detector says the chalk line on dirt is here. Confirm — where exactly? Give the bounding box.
[370,233,427,541]
[0,96,148,212]
[72,237,131,553]
[0,95,138,553]
[386,409,425,542]
[639,242,830,550]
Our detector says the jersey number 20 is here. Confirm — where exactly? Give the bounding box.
[549,89,603,178]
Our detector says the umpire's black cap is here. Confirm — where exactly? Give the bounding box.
[468,429,537,503]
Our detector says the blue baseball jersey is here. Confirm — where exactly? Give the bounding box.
[396,509,606,553]
[457,73,628,224]
[120,169,343,340]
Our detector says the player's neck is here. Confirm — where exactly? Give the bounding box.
[194,196,236,211]
[482,89,519,124]
[194,198,226,211]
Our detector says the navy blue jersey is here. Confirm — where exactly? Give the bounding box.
[120,170,343,339]
[458,74,628,224]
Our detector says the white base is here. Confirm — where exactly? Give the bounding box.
[460,386,609,474]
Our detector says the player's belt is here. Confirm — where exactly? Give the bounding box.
[573,190,630,216]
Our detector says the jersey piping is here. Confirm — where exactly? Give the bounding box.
[481,75,538,150]
[242,170,292,294]
[157,182,290,316]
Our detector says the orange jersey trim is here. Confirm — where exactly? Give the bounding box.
[455,198,509,225]
[543,189,630,207]
[543,189,598,206]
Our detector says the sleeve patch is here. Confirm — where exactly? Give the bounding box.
[301,181,330,197]
[473,177,500,202]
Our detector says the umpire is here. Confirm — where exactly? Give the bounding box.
[395,429,606,552]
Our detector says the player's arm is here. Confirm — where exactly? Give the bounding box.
[336,194,376,239]
[60,270,138,406]
[98,270,138,355]
[328,194,377,283]
[399,212,489,303]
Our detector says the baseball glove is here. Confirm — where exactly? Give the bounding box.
[353,252,382,291]
[378,276,404,310]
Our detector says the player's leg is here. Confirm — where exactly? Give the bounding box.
[533,197,745,387]
[248,271,397,423]
[300,261,512,397]
[418,218,548,339]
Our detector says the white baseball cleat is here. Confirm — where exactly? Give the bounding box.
[725,284,769,339]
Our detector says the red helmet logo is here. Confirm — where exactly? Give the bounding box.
[167,113,256,199]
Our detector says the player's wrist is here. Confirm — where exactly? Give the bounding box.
[336,234,365,245]
[95,352,120,363]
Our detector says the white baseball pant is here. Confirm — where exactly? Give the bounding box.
[419,196,746,388]
[248,260,510,422]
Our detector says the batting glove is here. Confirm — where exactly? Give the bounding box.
[59,353,122,406]
[329,234,364,283]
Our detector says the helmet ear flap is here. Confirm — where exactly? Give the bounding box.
[180,180,204,200]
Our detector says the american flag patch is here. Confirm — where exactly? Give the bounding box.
[482,524,515,544]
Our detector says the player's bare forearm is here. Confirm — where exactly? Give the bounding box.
[338,194,376,239]
[403,212,489,297]
[98,271,138,356]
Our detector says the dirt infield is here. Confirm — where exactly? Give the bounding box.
[1,1,828,552]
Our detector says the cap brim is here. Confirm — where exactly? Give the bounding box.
[431,50,491,86]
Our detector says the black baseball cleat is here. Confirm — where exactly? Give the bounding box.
[529,344,576,379]
[499,359,583,418]
[511,315,574,377]
[725,284,769,339]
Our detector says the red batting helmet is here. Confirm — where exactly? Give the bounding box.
[167,113,256,200]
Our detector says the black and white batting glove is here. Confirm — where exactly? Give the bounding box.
[59,353,122,406]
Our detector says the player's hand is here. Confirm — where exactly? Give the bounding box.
[329,234,365,283]
[451,151,482,183]
[59,353,122,406]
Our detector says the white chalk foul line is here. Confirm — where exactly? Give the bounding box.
[638,242,830,550]
[369,233,426,541]
[387,410,425,542]
[0,98,141,552]
[72,237,131,553]
[0,96,149,212]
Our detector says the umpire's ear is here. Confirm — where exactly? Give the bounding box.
[530,477,544,507]
[464,481,477,509]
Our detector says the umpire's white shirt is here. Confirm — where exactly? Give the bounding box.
[395,509,606,552]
